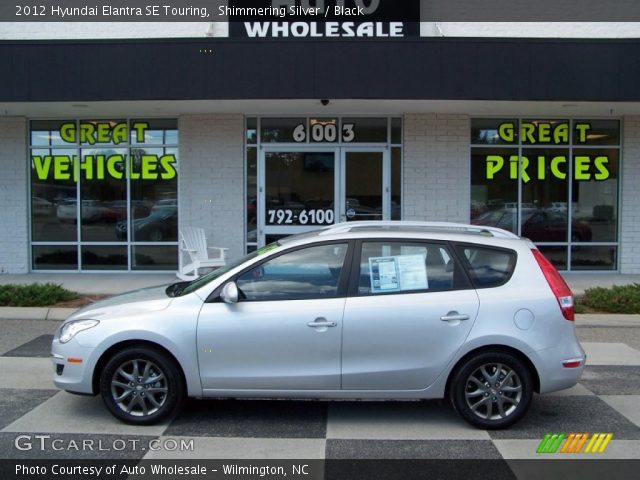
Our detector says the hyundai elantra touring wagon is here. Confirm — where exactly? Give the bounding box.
[51,221,585,429]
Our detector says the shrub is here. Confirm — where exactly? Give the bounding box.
[0,283,78,307]
[579,283,640,314]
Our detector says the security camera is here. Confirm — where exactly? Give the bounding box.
[320,99,330,106]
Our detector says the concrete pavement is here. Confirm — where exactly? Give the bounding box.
[0,320,639,463]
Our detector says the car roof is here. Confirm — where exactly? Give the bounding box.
[279,221,525,248]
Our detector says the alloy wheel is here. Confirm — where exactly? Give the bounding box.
[464,362,523,420]
[110,358,168,417]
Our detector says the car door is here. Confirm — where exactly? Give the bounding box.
[341,240,480,390]
[197,242,351,392]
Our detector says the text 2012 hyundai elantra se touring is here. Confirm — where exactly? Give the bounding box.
[51,221,585,429]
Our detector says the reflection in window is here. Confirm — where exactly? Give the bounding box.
[31,148,78,242]
[358,242,455,295]
[457,245,516,289]
[261,118,305,143]
[132,245,178,271]
[265,152,335,227]
[81,246,127,270]
[80,148,127,242]
[237,244,348,301]
[470,118,620,271]
[520,148,569,243]
[391,147,402,220]
[29,119,179,271]
[470,147,519,233]
[129,147,178,243]
[571,149,618,243]
[32,245,77,270]
[341,117,388,143]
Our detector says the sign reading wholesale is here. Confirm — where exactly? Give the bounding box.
[485,121,611,183]
[32,121,177,182]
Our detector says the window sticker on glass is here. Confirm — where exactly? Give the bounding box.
[369,254,428,294]
[397,254,429,291]
[369,257,400,293]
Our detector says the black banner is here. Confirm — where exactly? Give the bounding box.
[2,459,640,480]
[2,0,640,22]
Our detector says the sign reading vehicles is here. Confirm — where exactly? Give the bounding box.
[32,121,177,182]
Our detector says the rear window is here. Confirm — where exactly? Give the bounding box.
[455,244,516,288]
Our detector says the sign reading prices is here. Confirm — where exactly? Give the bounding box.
[485,121,611,182]
[227,0,415,38]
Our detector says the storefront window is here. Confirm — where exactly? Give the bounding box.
[470,118,620,271]
[30,119,179,271]
[246,117,403,253]
[260,118,305,143]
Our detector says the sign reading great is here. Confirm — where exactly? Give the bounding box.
[32,121,177,181]
[484,121,611,182]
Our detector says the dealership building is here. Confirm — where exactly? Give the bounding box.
[1,21,640,274]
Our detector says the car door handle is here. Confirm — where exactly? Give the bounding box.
[440,312,470,322]
[307,318,337,328]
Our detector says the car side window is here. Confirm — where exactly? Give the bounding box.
[455,244,516,288]
[358,242,455,295]
[236,243,348,301]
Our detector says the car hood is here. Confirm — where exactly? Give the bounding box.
[66,285,173,322]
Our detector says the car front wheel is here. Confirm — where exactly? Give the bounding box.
[99,347,184,425]
[450,351,533,429]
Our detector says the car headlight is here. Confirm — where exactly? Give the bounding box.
[59,319,100,344]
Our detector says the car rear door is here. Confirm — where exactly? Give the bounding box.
[341,239,480,390]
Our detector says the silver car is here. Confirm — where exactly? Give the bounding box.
[51,221,585,429]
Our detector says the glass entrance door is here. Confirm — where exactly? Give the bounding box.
[260,148,339,246]
[258,147,390,246]
[340,149,389,223]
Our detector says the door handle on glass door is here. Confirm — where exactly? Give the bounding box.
[440,312,470,322]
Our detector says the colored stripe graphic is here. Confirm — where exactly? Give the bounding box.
[537,433,613,454]
[537,433,565,453]
[584,433,613,454]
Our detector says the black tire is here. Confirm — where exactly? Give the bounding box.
[449,351,533,429]
[99,347,184,425]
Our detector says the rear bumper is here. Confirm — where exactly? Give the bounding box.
[532,341,586,394]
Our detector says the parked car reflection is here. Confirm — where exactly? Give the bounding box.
[32,196,55,216]
[56,199,108,223]
[472,208,592,242]
[116,205,177,241]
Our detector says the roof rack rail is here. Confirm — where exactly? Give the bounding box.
[318,221,520,239]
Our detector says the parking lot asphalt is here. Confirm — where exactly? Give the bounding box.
[0,318,638,467]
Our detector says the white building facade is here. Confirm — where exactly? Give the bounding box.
[1,22,639,273]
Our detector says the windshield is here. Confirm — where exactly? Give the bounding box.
[167,242,281,297]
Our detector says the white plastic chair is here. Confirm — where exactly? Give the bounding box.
[177,227,228,280]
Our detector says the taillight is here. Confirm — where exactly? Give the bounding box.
[532,249,574,321]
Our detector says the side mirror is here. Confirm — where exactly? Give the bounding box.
[220,282,239,304]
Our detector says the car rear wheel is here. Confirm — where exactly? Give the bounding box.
[450,351,533,429]
[99,347,184,425]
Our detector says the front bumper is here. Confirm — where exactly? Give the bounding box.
[50,339,97,395]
